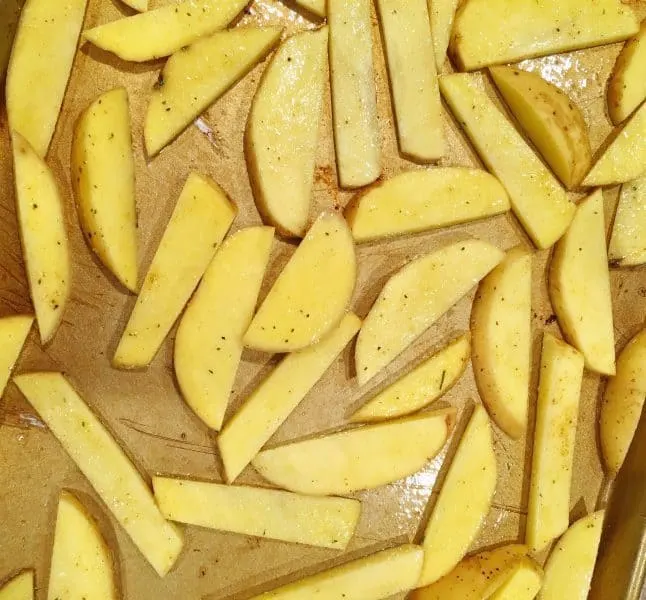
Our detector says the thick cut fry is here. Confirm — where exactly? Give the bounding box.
[12,132,70,345]
[549,190,615,375]
[430,0,459,70]
[355,239,503,386]
[0,572,32,600]
[345,168,509,242]
[246,28,328,238]
[114,173,236,368]
[328,0,381,188]
[440,73,575,249]
[0,315,32,397]
[219,313,361,482]
[153,477,361,549]
[488,558,543,600]
[609,175,646,267]
[72,88,138,292]
[146,27,282,157]
[175,227,273,431]
[526,334,584,553]
[418,405,497,586]
[13,373,183,576]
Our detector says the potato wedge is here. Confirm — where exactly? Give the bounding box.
[246,28,328,238]
[329,0,381,188]
[72,88,138,292]
[609,175,646,267]
[292,0,325,18]
[350,334,470,422]
[13,373,183,576]
[355,239,503,386]
[376,0,443,162]
[600,328,646,473]
[540,511,604,600]
[249,544,423,600]
[549,190,615,375]
[345,168,510,243]
[0,571,33,600]
[488,558,543,600]
[12,132,70,345]
[219,313,361,482]
[0,0,21,83]
[49,491,117,600]
[471,247,531,439]
[490,66,592,189]
[418,404,497,586]
[175,227,273,431]
[243,211,355,353]
[0,315,32,397]
[450,0,638,71]
[82,0,248,62]
[6,0,87,156]
[153,476,361,550]
[439,73,575,249]
[146,27,282,157]
[430,0,459,71]
[526,333,584,553]
[114,173,236,369]
[253,409,454,495]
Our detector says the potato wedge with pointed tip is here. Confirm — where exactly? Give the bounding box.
[0,571,33,600]
[430,0,459,70]
[0,315,32,397]
[488,557,543,600]
[609,175,646,267]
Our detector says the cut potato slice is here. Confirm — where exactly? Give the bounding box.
[329,0,381,188]
[440,73,574,249]
[488,558,543,600]
[175,227,273,431]
[253,409,454,495]
[355,239,503,386]
[450,0,638,71]
[0,315,32,397]
[13,373,183,576]
[345,168,510,243]
[146,27,282,157]
[350,334,470,422]
[250,544,423,600]
[6,0,87,156]
[292,0,325,18]
[490,67,592,189]
[430,0,459,70]
[243,211,355,353]
[471,247,531,439]
[609,175,646,267]
[549,190,615,375]
[121,0,147,12]
[12,132,70,345]
[376,0,443,162]
[418,404,497,586]
[114,173,236,369]
[526,333,584,553]
[539,511,604,600]
[49,491,116,600]
[246,28,328,238]
[600,328,646,473]
[0,571,33,600]
[153,476,361,549]
[72,88,138,292]
[219,313,361,482]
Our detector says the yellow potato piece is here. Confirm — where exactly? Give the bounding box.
[0,571,33,600]
[526,333,584,553]
[219,313,361,482]
[355,239,503,386]
[600,328,646,473]
[450,0,638,71]
[440,73,574,249]
[244,211,356,353]
[249,544,424,600]
[345,168,510,243]
[487,557,543,600]
[114,173,236,368]
[549,190,615,375]
[253,409,454,495]
[292,0,325,18]
[121,0,147,12]
[13,373,183,576]
[146,27,282,157]
[430,0,459,70]
[418,404,497,586]
[539,511,604,600]
[48,492,116,600]
[72,88,138,292]
[471,247,531,439]
[376,0,443,161]
[609,174,646,267]
[153,477,361,549]
[329,0,381,188]
[350,334,470,422]
[175,227,273,431]
[12,132,70,345]
[0,315,32,397]
[6,0,87,156]
[246,28,328,238]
